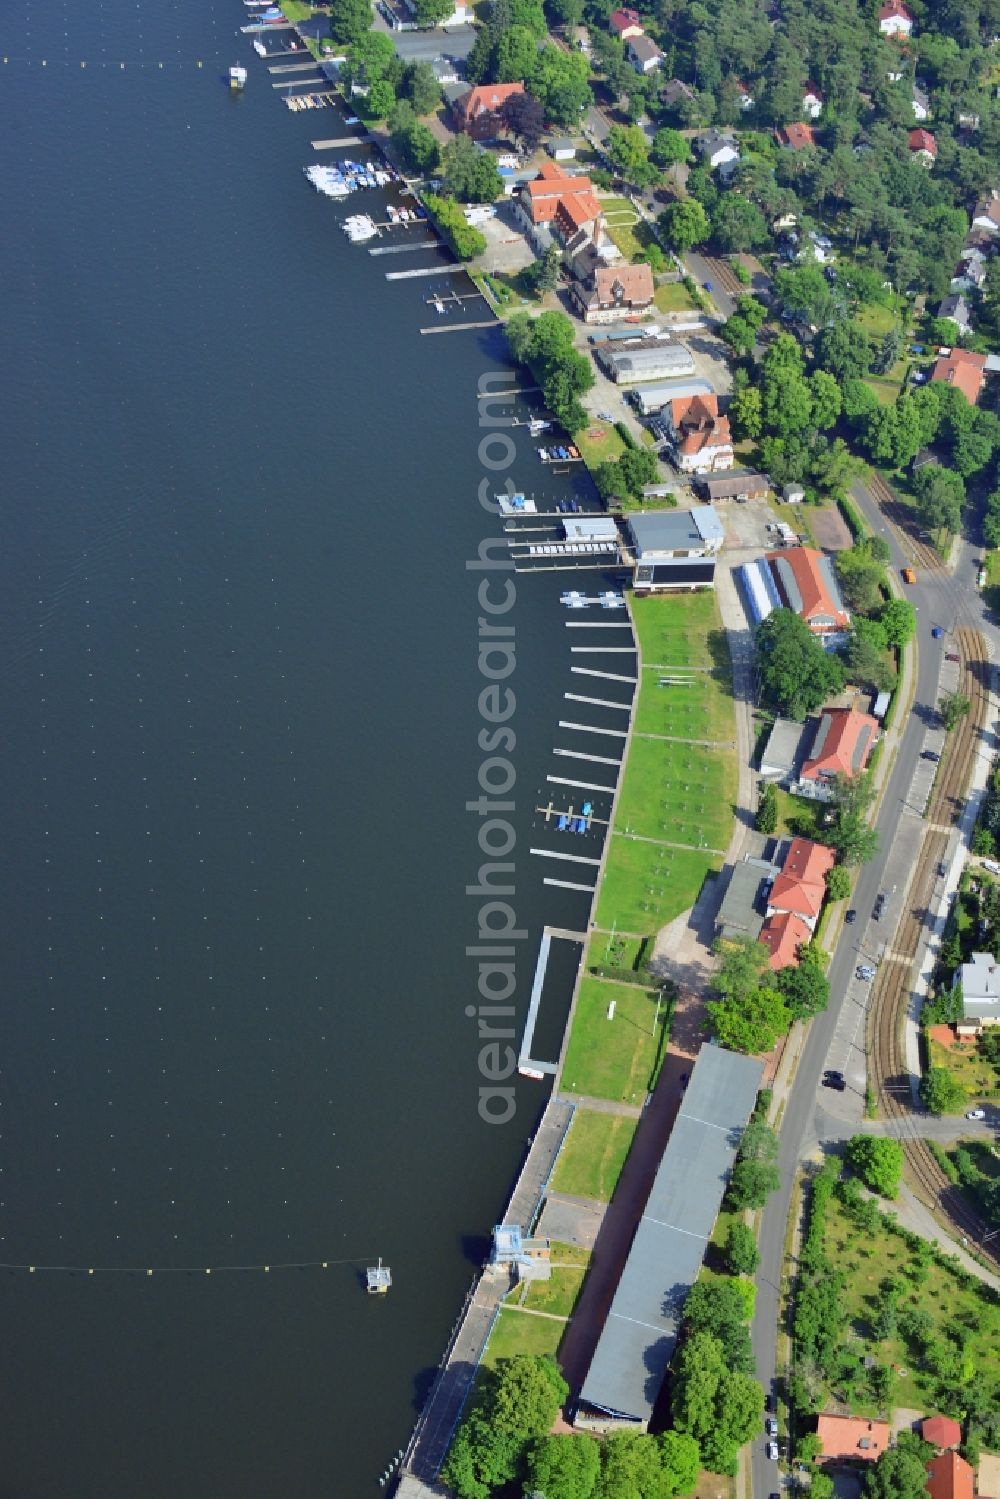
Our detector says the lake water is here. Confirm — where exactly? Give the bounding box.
[0,1,632,1493]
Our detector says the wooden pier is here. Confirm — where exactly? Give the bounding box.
[420,320,497,335]
[386,265,464,281]
[268,60,318,73]
[370,241,438,256]
[397,1098,575,1488]
[310,135,367,149]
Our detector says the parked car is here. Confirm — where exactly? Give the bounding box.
[938,862,947,877]
[823,1075,847,1090]
[873,893,886,919]
[982,860,1000,875]
[765,1417,778,1437]
[932,626,944,638]
[902,567,916,584]
[967,1108,987,1120]
[922,750,941,762]
[857,964,876,982]
[767,1441,779,1461]
[824,1069,845,1081]
[946,652,960,663]
[845,908,857,924]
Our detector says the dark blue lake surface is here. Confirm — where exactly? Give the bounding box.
[0,1,625,1494]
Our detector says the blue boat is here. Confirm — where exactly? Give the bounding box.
[556,814,569,831]
[573,817,587,834]
[582,801,593,817]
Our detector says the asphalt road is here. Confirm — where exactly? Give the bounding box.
[683,249,738,319]
[748,486,992,1498]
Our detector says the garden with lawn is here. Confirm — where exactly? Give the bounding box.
[613,734,736,851]
[573,420,627,472]
[480,1306,565,1369]
[559,976,669,1104]
[633,668,734,744]
[595,836,722,934]
[631,590,721,669]
[807,1183,1000,1417]
[597,195,654,262]
[551,1108,638,1202]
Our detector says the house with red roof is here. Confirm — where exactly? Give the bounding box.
[609,6,644,37]
[816,1415,890,1463]
[516,161,605,251]
[451,81,525,141]
[665,392,734,474]
[735,80,754,110]
[925,1450,975,1499]
[921,1415,962,1451]
[762,547,851,636]
[879,0,913,34]
[795,707,879,801]
[931,347,988,406]
[766,837,835,928]
[572,262,656,323]
[776,122,816,151]
[759,910,814,969]
[908,127,937,162]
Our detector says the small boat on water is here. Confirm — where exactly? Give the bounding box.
[229,65,248,90]
[252,38,267,55]
[497,492,537,515]
[528,419,552,435]
[343,214,378,242]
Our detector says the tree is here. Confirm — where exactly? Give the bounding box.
[711,194,768,252]
[425,194,487,260]
[939,691,971,731]
[388,102,441,174]
[872,324,902,376]
[596,1430,664,1498]
[756,782,778,834]
[442,135,503,203]
[658,199,709,254]
[725,1222,761,1275]
[846,1135,903,1199]
[730,383,762,440]
[810,370,842,430]
[495,24,538,84]
[526,242,562,294]
[826,866,852,902]
[727,1156,780,1209]
[913,464,965,537]
[843,623,897,693]
[365,78,397,120]
[776,950,830,1020]
[328,0,372,43]
[595,446,659,503]
[530,45,592,126]
[756,610,846,719]
[650,128,692,169]
[714,935,771,1003]
[607,124,658,188]
[657,1431,700,1496]
[505,310,594,432]
[400,60,441,116]
[441,1414,522,1498]
[815,320,875,380]
[920,1066,966,1115]
[878,597,916,647]
[524,1434,600,1499]
[835,546,886,613]
[827,773,879,866]
[501,91,545,152]
[671,1332,763,1475]
[683,1279,756,1374]
[865,1444,935,1499]
[775,263,835,328]
[706,984,792,1054]
[409,0,455,20]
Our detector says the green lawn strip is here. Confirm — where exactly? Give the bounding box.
[630,590,722,668]
[928,1035,1000,1103]
[574,421,627,473]
[480,1306,565,1368]
[552,1109,639,1202]
[865,376,903,405]
[654,281,699,314]
[634,669,734,743]
[855,304,900,338]
[549,1240,592,1267]
[613,735,735,850]
[598,197,652,261]
[772,787,822,838]
[279,0,314,18]
[823,1193,1000,1414]
[520,1265,588,1318]
[595,835,722,934]
[560,977,666,1104]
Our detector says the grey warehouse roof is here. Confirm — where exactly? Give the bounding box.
[716,858,776,939]
[578,1044,764,1426]
[628,506,720,555]
[605,344,695,380]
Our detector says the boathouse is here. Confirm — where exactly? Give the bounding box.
[575,1045,764,1431]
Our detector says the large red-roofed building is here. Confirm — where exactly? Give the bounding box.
[925,1450,974,1499]
[816,1415,890,1463]
[931,347,988,406]
[763,547,851,636]
[797,707,879,800]
[451,82,525,141]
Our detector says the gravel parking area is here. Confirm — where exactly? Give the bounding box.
[721,497,777,551]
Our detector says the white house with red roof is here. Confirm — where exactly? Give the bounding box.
[744,547,851,638]
[516,162,606,253]
[879,0,913,34]
[908,127,937,162]
[664,392,734,474]
[609,6,644,38]
[793,706,879,801]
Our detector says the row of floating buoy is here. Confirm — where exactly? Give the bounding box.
[378,1449,405,1487]
[1,57,206,67]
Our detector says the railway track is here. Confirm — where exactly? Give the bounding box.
[701,255,745,300]
[868,627,999,1268]
[865,471,943,573]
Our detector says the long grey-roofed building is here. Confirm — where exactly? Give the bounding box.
[575,1044,764,1432]
[630,378,712,415]
[597,342,696,384]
